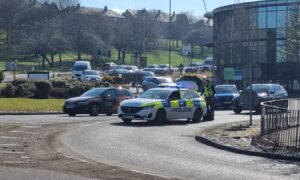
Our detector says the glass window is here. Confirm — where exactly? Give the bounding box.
[267,11,276,28]
[103,89,116,99]
[277,11,286,27]
[250,12,258,29]
[276,44,287,63]
[277,28,286,38]
[258,41,267,63]
[277,6,287,11]
[258,11,267,29]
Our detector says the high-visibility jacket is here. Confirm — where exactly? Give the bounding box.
[203,85,214,97]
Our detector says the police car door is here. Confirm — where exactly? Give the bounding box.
[180,90,195,119]
[165,90,182,120]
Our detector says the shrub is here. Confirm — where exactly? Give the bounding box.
[51,80,67,88]
[50,88,69,99]
[102,76,114,84]
[14,83,35,98]
[0,71,4,83]
[12,79,30,86]
[1,84,15,97]
[33,80,52,99]
[112,76,125,84]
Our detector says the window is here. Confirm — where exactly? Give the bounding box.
[258,41,267,63]
[191,92,200,98]
[276,40,286,63]
[117,89,132,97]
[103,89,116,99]
[181,91,192,99]
[169,91,180,100]
[258,11,267,29]
[267,11,276,28]
[277,11,286,28]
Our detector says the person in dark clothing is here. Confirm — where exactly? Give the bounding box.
[201,79,216,119]
[178,63,184,75]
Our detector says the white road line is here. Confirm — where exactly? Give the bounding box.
[0,144,19,147]
[10,131,39,134]
[0,151,25,154]
[22,125,41,129]
[0,136,27,140]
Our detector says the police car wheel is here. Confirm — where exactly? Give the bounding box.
[122,119,132,124]
[234,109,242,114]
[68,113,76,117]
[192,108,202,123]
[155,109,166,124]
[89,104,100,116]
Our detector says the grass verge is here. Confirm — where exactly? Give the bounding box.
[0,98,64,112]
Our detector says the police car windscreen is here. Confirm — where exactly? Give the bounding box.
[139,89,171,99]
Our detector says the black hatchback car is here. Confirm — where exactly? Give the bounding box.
[63,88,134,116]
[233,84,288,114]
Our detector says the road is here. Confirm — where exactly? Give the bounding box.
[60,111,300,180]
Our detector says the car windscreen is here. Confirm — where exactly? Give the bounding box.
[215,87,235,94]
[85,71,97,75]
[217,86,238,93]
[81,88,106,97]
[247,85,270,93]
[158,78,172,83]
[74,65,87,71]
[147,65,156,68]
[138,89,171,99]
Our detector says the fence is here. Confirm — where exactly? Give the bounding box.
[261,99,300,151]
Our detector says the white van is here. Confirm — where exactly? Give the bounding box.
[72,61,91,80]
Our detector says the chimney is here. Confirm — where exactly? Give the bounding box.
[104,6,108,12]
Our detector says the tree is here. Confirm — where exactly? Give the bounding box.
[127,10,159,56]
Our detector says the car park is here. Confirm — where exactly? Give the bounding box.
[185,62,202,73]
[103,62,117,71]
[142,77,176,91]
[118,88,207,124]
[233,84,288,114]
[81,70,101,82]
[156,64,173,75]
[63,87,134,117]
[72,61,92,80]
[143,64,158,73]
[214,84,239,109]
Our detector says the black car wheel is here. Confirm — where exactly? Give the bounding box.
[155,109,166,124]
[122,119,132,124]
[90,104,100,116]
[192,108,202,123]
[234,108,242,114]
[68,113,76,117]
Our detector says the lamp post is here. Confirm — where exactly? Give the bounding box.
[168,0,172,74]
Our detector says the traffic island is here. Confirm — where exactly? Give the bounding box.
[196,120,300,161]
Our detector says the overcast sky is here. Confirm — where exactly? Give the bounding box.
[80,0,259,16]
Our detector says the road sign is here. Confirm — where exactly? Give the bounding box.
[224,68,234,80]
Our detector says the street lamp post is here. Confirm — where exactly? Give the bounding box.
[168,0,172,74]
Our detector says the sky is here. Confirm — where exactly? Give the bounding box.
[80,0,258,17]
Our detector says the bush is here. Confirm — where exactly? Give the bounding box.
[1,84,15,97]
[12,79,30,86]
[51,80,67,88]
[112,76,125,84]
[33,80,52,99]
[50,88,70,99]
[102,76,114,84]
[14,83,35,98]
[0,71,4,83]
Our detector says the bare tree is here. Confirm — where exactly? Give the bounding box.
[127,10,159,56]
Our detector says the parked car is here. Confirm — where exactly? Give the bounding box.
[233,84,288,114]
[214,84,239,109]
[63,88,134,117]
[81,70,101,82]
[126,71,155,87]
[156,64,173,75]
[108,65,139,75]
[72,61,91,80]
[176,75,203,92]
[142,76,176,91]
[185,62,202,73]
[200,58,213,71]
[103,62,117,71]
[143,64,158,73]
[108,65,125,75]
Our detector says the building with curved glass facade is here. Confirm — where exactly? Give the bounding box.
[213,0,300,94]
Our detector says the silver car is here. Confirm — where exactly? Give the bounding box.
[142,77,176,91]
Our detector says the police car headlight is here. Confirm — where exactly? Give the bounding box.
[143,105,154,109]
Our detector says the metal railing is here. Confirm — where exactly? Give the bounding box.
[261,99,300,151]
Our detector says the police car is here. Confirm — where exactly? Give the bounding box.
[118,88,207,124]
